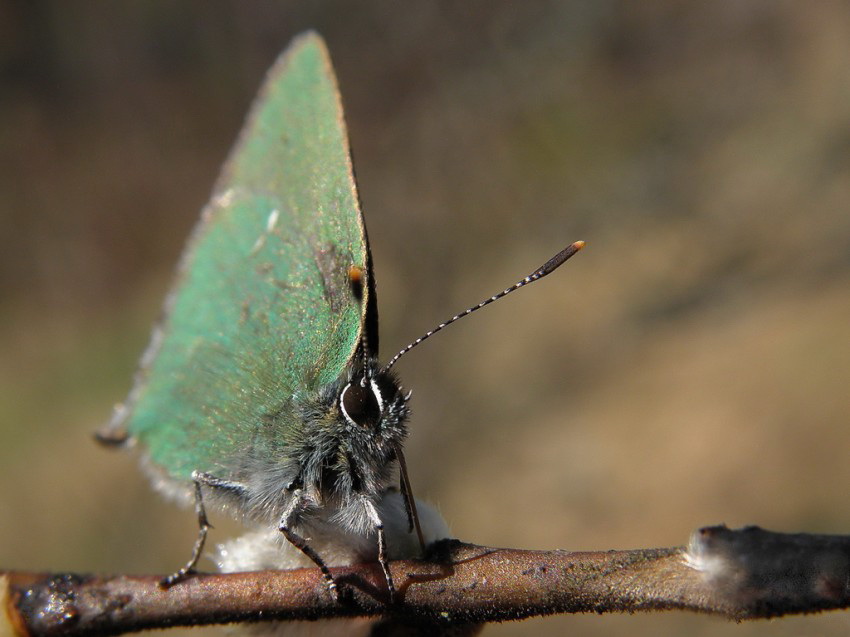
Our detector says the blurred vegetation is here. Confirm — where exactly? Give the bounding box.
[2,2,850,635]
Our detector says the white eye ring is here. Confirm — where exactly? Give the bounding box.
[340,378,384,428]
[371,379,384,414]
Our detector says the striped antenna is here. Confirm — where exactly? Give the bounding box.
[382,240,585,373]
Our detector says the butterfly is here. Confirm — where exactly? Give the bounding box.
[98,31,582,602]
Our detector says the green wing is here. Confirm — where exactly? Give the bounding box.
[115,33,368,481]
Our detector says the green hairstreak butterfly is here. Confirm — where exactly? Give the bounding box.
[98,31,583,600]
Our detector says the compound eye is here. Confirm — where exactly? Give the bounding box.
[340,379,383,428]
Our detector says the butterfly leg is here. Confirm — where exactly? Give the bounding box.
[278,488,340,601]
[394,443,426,552]
[362,496,396,602]
[160,470,247,588]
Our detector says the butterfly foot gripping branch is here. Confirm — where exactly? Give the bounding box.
[278,489,342,601]
[158,472,221,588]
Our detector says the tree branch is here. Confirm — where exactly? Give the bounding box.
[4,525,850,636]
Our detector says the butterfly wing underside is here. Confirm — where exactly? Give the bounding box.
[110,32,370,484]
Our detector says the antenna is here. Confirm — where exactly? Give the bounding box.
[382,240,585,373]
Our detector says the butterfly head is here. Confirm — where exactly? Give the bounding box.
[289,358,410,503]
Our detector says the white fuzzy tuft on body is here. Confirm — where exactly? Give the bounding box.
[216,489,449,572]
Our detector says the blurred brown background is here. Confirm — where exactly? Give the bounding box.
[2,2,850,635]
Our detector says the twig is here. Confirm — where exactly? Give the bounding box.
[3,525,850,636]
